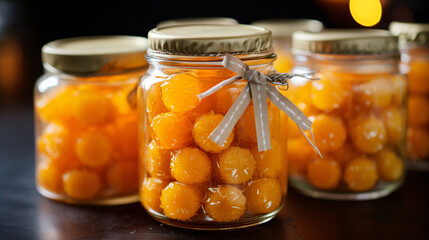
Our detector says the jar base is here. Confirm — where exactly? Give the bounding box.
[145,203,283,230]
[37,186,139,205]
[289,177,405,201]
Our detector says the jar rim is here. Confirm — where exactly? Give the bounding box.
[148,24,272,56]
[389,21,429,48]
[42,35,149,75]
[145,49,276,68]
[292,29,398,55]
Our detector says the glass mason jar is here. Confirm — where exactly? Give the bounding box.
[34,36,149,205]
[390,22,429,171]
[287,30,407,200]
[252,19,323,73]
[138,24,289,229]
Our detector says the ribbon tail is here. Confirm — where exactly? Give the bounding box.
[266,84,323,157]
[298,126,323,159]
[265,84,312,130]
[249,82,271,152]
[208,83,252,146]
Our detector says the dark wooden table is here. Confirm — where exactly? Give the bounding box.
[1,104,428,240]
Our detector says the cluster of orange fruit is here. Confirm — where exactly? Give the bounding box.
[405,60,429,161]
[287,71,406,192]
[35,80,139,201]
[140,72,287,222]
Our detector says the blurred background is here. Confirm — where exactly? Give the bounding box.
[1,0,429,107]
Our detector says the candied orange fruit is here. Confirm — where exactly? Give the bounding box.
[329,142,361,167]
[170,147,212,184]
[311,73,349,111]
[214,146,256,184]
[147,82,168,121]
[140,177,169,213]
[63,169,102,200]
[203,185,247,222]
[37,124,76,162]
[75,131,112,168]
[236,105,258,147]
[37,160,63,193]
[151,112,194,149]
[312,114,347,153]
[192,113,234,153]
[381,107,405,144]
[407,127,429,159]
[110,83,136,115]
[191,68,236,83]
[146,140,171,179]
[110,115,138,162]
[244,178,282,214]
[407,95,429,126]
[184,97,212,123]
[160,182,203,221]
[161,73,203,113]
[288,81,312,104]
[407,60,429,94]
[36,86,75,126]
[106,161,138,195]
[307,158,341,190]
[287,102,319,139]
[375,149,403,182]
[287,138,315,175]
[71,90,115,126]
[212,81,246,115]
[353,78,394,109]
[251,140,283,179]
[344,157,378,192]
[348,116,387,154]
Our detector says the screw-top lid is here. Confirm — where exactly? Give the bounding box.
[148,24,272,55]
[42,36,149,75]
[389,21,429,48]
[156,17,238,28]
[292,29,398,55]
[251,19,323,38]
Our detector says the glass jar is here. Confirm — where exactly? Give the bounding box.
[138,24,289,229]
[287,30,407,200]
[34,36,149,205]
[251,19,323,73]
[390,22,429,171]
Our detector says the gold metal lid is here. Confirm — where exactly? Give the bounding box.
[156,17,238,28]
[292,29,398,55]
[42,35,149,75]
[148,24,272,55]
[389,21,429,47]
[251,19,323,38]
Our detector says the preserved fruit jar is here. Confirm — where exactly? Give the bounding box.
[138,24,290,229]
[288,30,407,200]
[390,22,429,171]
[252,19,323,73]
[34,36,148,205]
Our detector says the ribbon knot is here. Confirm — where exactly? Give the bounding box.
[198,54,321,156]
[244,69,266,85]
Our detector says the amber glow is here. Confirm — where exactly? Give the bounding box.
[349,0,382,27]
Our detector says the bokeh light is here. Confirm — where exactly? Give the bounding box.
[349,0,382,27]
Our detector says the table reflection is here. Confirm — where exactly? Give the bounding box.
[36,197,299,240]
